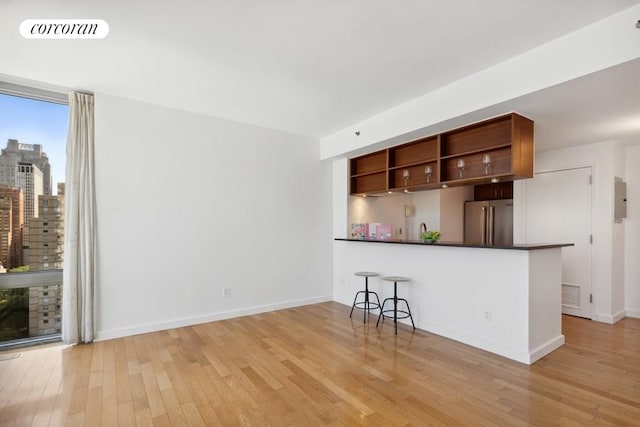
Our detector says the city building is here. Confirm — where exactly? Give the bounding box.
[27,186,64,336]
[0,139,52,195]
[0,185,24,268]
[15,162,43,246]
[0,197,11,268]
[27,283,62,336]
[0,140,50,248]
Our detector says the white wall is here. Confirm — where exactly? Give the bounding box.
[94,94,333,340]
[612,143,626,318]
[625,145,640,318]
[514,141,625,323]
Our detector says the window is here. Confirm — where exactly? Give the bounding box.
[0,83,67,348]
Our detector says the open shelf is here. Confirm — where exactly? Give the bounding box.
[441,146,512,182]
[440,115,512,157]
[350,171,387,194]
[388,161,439,189]
[350,151,387,176]
[388,136,438,168]
[348,113,533,195]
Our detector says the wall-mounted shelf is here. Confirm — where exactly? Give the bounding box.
[348,113,533,195]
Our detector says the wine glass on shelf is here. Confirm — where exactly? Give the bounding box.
[482,153,492,175]
[456,159,465,179]
[403,169,410,186]
[424,165,433,183]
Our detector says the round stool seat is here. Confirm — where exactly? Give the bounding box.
[382,276,410,282]
[355,272,379,278]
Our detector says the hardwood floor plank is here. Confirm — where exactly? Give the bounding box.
[1,303,639,426]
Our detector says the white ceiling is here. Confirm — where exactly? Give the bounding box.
[1,0,639,151]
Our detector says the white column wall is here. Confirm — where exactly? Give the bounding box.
[94,94,333,340]
[625,145,640,318]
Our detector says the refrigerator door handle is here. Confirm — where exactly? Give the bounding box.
[481,206,487,245]
[488,206,495,245]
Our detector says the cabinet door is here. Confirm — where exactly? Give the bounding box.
[474,182,513,200]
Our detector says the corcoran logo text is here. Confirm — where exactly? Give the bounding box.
[20,19,109,39]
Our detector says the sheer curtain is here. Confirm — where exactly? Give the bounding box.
[62,92,97,344]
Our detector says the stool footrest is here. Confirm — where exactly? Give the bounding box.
[380,309,412,320]
[353,301,381,310]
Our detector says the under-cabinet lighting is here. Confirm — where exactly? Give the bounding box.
[442,184,448,189]
[491,178,500,183]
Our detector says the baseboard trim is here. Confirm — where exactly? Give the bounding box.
[95,295,332,342]
[418,320,533,365]
[529,335,565,364]
[592,309,626,324]
[624,309,640,319]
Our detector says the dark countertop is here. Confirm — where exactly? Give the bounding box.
[334,238,574,251]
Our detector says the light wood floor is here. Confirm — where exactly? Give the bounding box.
[1,302,639,426]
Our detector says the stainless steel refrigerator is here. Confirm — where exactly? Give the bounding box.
[464,199,513,246]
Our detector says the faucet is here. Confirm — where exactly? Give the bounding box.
[420,222,427,234]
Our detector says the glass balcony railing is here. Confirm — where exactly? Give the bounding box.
[0,269,63,349]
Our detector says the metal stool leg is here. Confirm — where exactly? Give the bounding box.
[350,291,363,318]
[394,281,398,334]
[363,276,369,323]
[376,298,390,327]
[404,298,415,330]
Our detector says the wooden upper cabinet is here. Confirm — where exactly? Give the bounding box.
[440,113,533,184]
[348,113,533,195]
[349,150,387,194]
[474,181,513,201]
[388,137,439,191]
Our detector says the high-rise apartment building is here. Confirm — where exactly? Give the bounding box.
[0,185,24,268]
[28,186,64,336]
[28,283,62,336]
[0,140,48,248]
[0,197,11,268]
[0,139,52,195]
[28,193,64,270]
[16,162,43,246]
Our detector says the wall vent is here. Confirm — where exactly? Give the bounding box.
[562,284,580,308]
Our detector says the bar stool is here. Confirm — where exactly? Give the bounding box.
[350,272,382,323]
[377,276,415,334]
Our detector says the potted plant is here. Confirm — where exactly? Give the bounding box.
[420,230,440,244]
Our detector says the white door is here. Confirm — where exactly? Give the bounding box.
[524,167,592,318]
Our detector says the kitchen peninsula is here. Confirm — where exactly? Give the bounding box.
[336,112,574,364]
[334,238,573,364]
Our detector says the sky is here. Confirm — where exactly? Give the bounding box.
[0,93,68,194]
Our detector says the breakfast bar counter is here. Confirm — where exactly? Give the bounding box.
[333,238,573,364]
